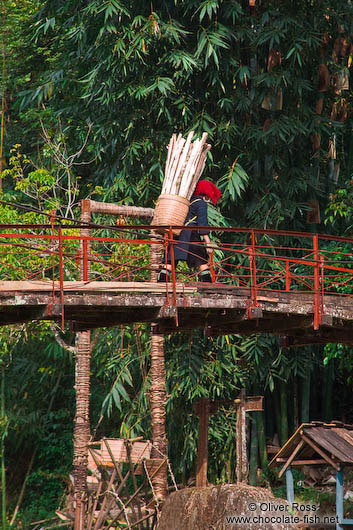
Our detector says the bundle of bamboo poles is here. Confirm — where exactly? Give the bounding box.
[162,131,211,198]
[152,131,211,234]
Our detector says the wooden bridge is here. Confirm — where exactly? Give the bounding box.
[1,209,353,345]
[4,200,353,530]
[1,280,353,345]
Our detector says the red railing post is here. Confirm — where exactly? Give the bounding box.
[320,255,325,317]
[163,233,170,306]
[169,228,177,310]
[82,239,88,282]
[313,234,320,330]
[50,210,56,307]
[210,250,215,283]
[285,260,291,291]
[58,228,65,329]
[75,251,80,282]
[249,230,258,311]
[81,199,91,282]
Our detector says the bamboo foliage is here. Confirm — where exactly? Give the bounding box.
[161,131,211,199]
[0,2,7,190]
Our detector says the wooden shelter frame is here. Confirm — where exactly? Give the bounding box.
[270,422,353,530]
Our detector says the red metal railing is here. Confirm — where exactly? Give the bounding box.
[0,224,353,329]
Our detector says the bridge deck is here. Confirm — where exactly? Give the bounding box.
[1,281,353,346]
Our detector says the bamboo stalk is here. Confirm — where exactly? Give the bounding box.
[167,137,185,194]
[184,135,209,198]
[164,134,175,185]
[171,131,194,195]
[179,139,202,197]
[0,14,6,189]
[166,133,182,181]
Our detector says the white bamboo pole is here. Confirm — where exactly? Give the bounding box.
[172,130,194,196]
[160,131,211,200]
[168,137,185,194]
[179,139,203,198]
[163,134,175,192]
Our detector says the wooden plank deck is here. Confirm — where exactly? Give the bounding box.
[0,281,353,345]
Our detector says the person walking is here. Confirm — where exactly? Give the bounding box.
[157,180,221,283]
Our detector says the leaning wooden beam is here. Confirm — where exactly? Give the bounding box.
[88,199,154,218]
[301,434,340,470]
[87,479,103,530]
[278,440,304,478]
[276,459,328,465]
[92,469,117,530]
[125,441,143,530]
[105,458,168,530]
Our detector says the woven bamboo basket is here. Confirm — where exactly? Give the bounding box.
[152,194,190,236]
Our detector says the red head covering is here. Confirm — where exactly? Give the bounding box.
[194,180,222,206]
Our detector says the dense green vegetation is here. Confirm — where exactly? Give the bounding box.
[1,0,353,526]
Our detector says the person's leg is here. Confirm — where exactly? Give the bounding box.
[198,263,212,282]
[157,263,172,282]
[158,232,187,282]
[187,232,212,282]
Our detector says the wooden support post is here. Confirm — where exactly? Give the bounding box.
[336,468,344,530]
[313,234,321,330]
[236,389,248,483]
[150,229,162,282]
[196,398,210,487]
[74,330,91,530]
[149,327,168,500]
[150,235,168,501]
[73,200,92,530]
[285,467,294,505]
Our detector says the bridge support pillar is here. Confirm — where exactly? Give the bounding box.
[73,201,92,530]
[150,234,168,501]
[150,328,168,501]
[73,330,91,530]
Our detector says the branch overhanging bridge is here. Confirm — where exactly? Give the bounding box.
[1,216,353,346]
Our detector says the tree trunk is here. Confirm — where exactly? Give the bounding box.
[280,380,288,444]
[0,2,7,190]
[254,410,268,470]
[273,387,282,446]
[301,364,311,424]
[293,376,299,431]
[150,328,168,500]
[236,389,248,483]
[73,330,91,530]
[249,418,258,486]
[1,368,6,529]
[196,398,209,487]
[322,361,334,422]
